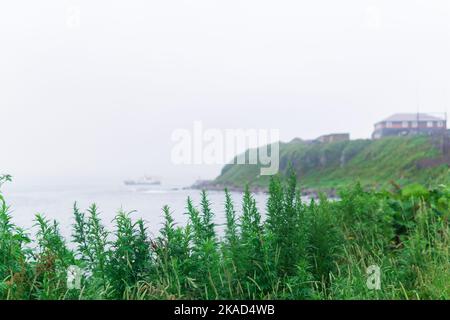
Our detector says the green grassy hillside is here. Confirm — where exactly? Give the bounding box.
[215,136,450,191]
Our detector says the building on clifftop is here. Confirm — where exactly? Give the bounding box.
[372,113,447,139]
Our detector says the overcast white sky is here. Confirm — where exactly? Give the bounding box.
[1,0,449,186]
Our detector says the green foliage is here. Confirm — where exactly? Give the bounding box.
[266,170,306,276]
[0,172,448,300]
[223,189,238,249]
[106,211,153,298]
[0,186,31,299]
[215,136,447,190]
[32,215,74,299]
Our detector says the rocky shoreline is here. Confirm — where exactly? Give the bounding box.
[188,180,338,198]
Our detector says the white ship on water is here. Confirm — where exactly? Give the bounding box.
[124,175,161,186]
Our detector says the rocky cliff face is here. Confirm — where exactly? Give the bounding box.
[215,136,448,190]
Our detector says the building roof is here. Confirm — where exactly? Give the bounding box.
[317,133,350,137]
[378,113,445,123]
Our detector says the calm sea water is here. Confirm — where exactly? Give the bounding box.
[3,184,268,240]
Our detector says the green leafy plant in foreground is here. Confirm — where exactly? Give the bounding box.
[0,173,448,300]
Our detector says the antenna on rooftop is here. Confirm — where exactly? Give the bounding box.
[445,105,448,125]
[416,86,420,130]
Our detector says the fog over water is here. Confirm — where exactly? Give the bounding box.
[5,185,269,239]
[1,1,449,188]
